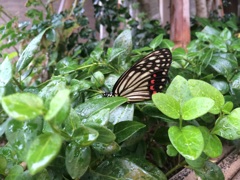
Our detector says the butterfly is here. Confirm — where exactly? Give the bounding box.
[103,48,172,102]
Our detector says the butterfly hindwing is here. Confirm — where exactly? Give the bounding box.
[104,48,172,102]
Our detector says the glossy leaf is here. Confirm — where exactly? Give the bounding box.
[194,161,224,180]
[44,89,71,122]
[17,28,50,71]
[188,79,225,114]
[199,126,222,158]
[75,97,127,119]
[221,101,233,114]
[152,93,180,119]
[2,93,44,120]
[108,29,132,62]
[210,53,237,79]
[5,118,43,160]
[84,158,166,180]
[27,133,62,175]
[109,104,134,124]
[182,97,214,120]
[86,108,110,126]
[66,143,91,179]
[0,57,12,87]
[114,121,146,143]
[72,126,99,146]
[186,154,207,169]
[201,49,213,70]
[85,123,116,144]
[168,126,204,160]
[210,78,229,94]
[91,141,121,155]
[212,108,240,140]
[149,34,163,49]
[166,75,192,106]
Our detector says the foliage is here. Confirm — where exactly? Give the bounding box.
[1,0,240,180]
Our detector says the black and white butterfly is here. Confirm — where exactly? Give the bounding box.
[103,48,172,102]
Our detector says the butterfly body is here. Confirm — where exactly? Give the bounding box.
[103,48,172,102]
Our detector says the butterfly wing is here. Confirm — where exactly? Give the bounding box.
[108,48,172,102]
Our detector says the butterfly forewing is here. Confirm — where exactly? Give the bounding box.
[104,48,172,102]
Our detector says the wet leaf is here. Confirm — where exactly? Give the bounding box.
[168,126,204,160]
[182,97,214,120]
[27,133,62,175]
[66,143,91,179]
[2,93,44,120]
[152,93,180,119]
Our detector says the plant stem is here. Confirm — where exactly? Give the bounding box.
[166,160,187,177]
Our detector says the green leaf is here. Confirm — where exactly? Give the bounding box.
[44,89,70,122]
[193,161,224,180]
[107,48,127,63]
[0,57,12,87]
[38,77,67,103]
[91,71,105,87]
[16,28,50,71]
[64,108,82,135]
[211,36,227,52]
[65,143,91,179]
[210,53,237,80]
[2,93,44,120]
[166,75,192,106]
[188,79,225,114]
[86,108,110,126]
[56,57,79,74]
[114,121,146,143]
[161,39,174,49]
[172,48,187,61]
[186,154,207,168]
[83,158,166,180]
[222,101,233,114]
[182,97,214,120]
[152,93,180,119]
[220,28,232,41]
[0,155,7,175]
[108,29,132,62]
[75,97,127,119]
[212,108,240,140]
[168,126,204,160]
[5,165,23,180]
[149,34,163,49]
[199,126,222,158]
[85,123,116,144]
[166,145,178,157]
[210,78,229,95]
[201,49,213,70]
[92,142,121,155]
[109,104,134,124]
[5,118,43,160]
[27,133,62,175]
[72,126,99,146]
[201,26,220,36]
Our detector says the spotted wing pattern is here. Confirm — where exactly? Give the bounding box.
[103,48,172,102]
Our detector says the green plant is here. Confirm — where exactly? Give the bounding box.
[0,28,173,179]
[172,26,240,107]
[152,75,240,179]
[1,1,240,179]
